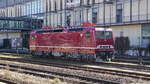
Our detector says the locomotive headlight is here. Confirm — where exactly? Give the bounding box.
[110,45,114,48]
[96,45,101,49]
[97,45,114,49]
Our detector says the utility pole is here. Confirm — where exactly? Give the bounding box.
[103,0,106,27]
[64,0,67,27]
[130,0,132,23]
[45,0,48,26]
[6,0,8,17]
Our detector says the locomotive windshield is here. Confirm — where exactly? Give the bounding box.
[96,31,112,39]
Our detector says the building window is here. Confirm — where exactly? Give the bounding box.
[142,24,150,37]
[92,8,97,23]
[67,13,71,26]
[49,0,51,11]
[80,0,83,6]
[60,0,62,10]
[116,4,123,23]
[85,31,90,38]
[67,0,73,3]
[87,0,90,5]
[142,24,150,48]
[92,0,95,4]
[116,0,123,2]
[46,0,48,12]
[54,1,57,11]
[60,13,62,26]
[80,10,82,24]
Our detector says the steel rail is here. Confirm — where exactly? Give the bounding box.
[0,57,150,80]
[0,78,16,84]
[1,56,150,70]
[0,63,119,84]
[0,53,150,80]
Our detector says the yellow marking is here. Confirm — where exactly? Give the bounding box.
[0,54,21,58]
[106,62,150,68]
[83,65,150,75]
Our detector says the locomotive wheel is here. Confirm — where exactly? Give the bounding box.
[31,51,36,56]
[61,52,67,59]
[49,52,55,59]
[107,55,113,62]
[95,56,103,62]
[79,54,86,62]
[87,54,93,62]
[79,55,84,62]
[31,51,43,57]
[42,52,53,58]
[78,54,94,62]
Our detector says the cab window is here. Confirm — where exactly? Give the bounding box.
[85,31,90,38]
[31,35,35,39]
[96,31,112,39]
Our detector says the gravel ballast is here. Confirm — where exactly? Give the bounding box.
[0,60,149,84]
[0,69,67,84]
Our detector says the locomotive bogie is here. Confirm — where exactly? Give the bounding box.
[51,52,64,57]
[96,51,114,62]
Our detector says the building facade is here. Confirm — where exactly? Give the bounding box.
[0,0,150,48]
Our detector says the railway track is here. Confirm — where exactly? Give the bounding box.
[1,53,150,70]
[0,61,119,84]
[0,57,150,81]
[1,52,150,65]
[113,58,150,65]
[0,78,16,84]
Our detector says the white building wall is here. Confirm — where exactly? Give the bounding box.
[0,0,149,26]
[111,25,142,47]
[0,0,149,25]
[132,0,139,21]
[98,4,104,24]
[124,1,131,22]
[148,0,150,19]
[139,0,147,20]
[0,0,149,47]
[111,4,116,23]
[105,4,111,24]
[0,32,21,39]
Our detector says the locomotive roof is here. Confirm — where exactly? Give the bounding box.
[35,28,91,33]
[34,27,112,34]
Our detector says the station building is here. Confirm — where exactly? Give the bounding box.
[0,17,43,49]
[0,0,149,48]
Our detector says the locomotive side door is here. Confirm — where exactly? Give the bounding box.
[29,34,37,51]
[82,31,94,53]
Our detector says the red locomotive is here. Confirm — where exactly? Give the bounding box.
[29,27,114,62]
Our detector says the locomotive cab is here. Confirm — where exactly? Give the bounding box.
[95,28,114,61]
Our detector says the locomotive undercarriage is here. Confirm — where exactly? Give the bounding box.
[31,51,114,62]
[96,52,114,62]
